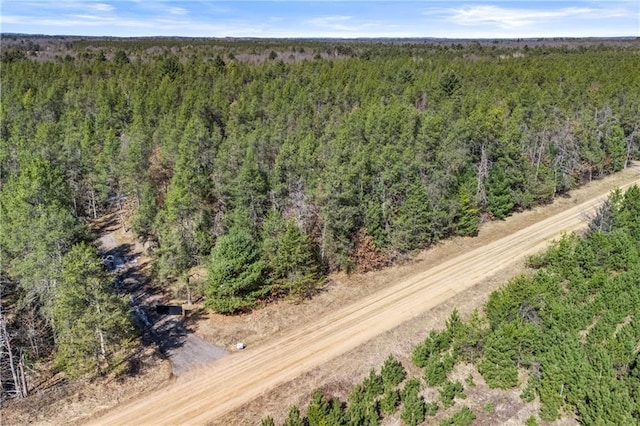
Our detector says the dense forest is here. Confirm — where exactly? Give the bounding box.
[260,185,640,425]
[1,37,640,399]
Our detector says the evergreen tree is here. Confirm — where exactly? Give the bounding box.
[261,211,322,299]
[326,398,346,426]
[455,177,479,237]
[284,405,305,426]
[380,354,406,390]
[478,323,520,389]
[0,157,85,317]
[391,181,432,251]
[306,389,330,426]
[400,378,426,426]
[205,222,265,314]
[486,161,515,220]
[260,416,276,426]
[362,368,384,400]
[379,389,400,415]
[439,380,466,409]
[53,243,135,378]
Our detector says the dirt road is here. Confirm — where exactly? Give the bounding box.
[90,175,640,426]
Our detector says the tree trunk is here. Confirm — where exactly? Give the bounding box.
[0,313,27,398]
[475,144,490,208]
[185,276,192,305]
[18,351,28,397]
[91,189,97,219]
[116,195,126,232]
[97,327,107,363]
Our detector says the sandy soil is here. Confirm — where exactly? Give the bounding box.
[86,166,640,425]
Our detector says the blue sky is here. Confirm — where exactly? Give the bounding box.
[1,1,638,38]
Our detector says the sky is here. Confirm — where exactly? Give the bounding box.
[1,0,638,39]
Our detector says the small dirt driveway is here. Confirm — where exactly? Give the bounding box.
[96,213,227,378]
[90,172,640,426]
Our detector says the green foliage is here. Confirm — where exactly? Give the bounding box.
[451,310,487,363]
[425,401,438,417]
[261,416,276,426]
[205,225,266,313]
[259,186,640,425]
[306,389,330,426]
[379,389,400,415]
[284,405,305,426]
[345,384,379,426]
[464,374,475,387]
[261,210,323,299]
[132,181,157,239]
[326,398,346,426]
[412,329,453,368]
[439,380,466,409]
[362,368,384,400]
[520,376,538,402]
[487,161,515,219]
[439,406,475,426]
[400,378,426,426]
[455,180,479,237]
[4,37,640,402]
[525,416,539,426]
[391,181,433,251]
[53,243,135,378]
[400,377,421,402]
[424,355,454,387]
[380,354,406,390]
[477,323,521,389]
[0,158,85,315]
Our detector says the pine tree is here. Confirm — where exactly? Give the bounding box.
[439,380,466,409]
[284,405,305,426]
[381,354,406,390]
[391,181,432,251]
[205,223,265,314]
[306,389,330,426]
[487,161,515,220]
[380,389,400,415]
[0,157,85,318]
[400,378,426,426]
[260,416,276,426]
[345,384,379,425]
[455,181,479,237]
[53,243,135,378]
[326,398,346,426]
[261,211,322,299]
[362,368,384,400]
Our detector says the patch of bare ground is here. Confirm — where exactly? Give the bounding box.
[208,167,639,425]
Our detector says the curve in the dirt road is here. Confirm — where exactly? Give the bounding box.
[90,175,640,426]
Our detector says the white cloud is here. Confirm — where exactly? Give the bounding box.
[444,5,598,29]
[168,7,187,16]
[306,15,379,32]
[91,3,114,13]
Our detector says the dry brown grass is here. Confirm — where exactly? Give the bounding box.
[2,346,172,426]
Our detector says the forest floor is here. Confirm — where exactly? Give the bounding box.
[80,165,640,426]
[4,165,639,426]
